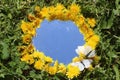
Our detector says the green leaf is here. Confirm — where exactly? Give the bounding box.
[100,17,108,29]
[0,74,5,78]
[16,68,22,74]
[8,61,16,68]
[0,69,6,78]
[107,12,114,29]
[30,71,36,78]
[113,9,119,15]
[113,65,120,80]
[19,62,26,68]
[23,65,30,70]
[107,46,118,58]
[53,75,60,80]
[0,42,9,60]
[115,0,119,8]
[107,51,118,58]
[8,13,12,19]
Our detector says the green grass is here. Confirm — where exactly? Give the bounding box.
[0,0,120,80]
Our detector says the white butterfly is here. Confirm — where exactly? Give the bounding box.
[71,59,93,71]
[75,46,95,58]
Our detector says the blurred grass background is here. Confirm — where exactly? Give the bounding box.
[0,0,120,80]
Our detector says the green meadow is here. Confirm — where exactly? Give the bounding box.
[0,0,120,80]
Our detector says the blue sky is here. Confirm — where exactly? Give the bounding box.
[32,20,85,64]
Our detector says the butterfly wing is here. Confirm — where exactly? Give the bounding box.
[71,62,85,71]
[87,50,95,58]
[82,59,93,68]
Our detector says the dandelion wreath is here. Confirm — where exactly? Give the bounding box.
[20,3,100,79]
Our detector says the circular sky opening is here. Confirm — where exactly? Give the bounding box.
[32,20,85,64]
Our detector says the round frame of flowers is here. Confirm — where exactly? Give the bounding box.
[20,3,100,79]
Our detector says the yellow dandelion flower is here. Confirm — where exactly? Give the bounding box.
[85,35,100,49]
[34,60,44,70]
[22,34,32,44]
[21,21,29,33]
[69,4,80,14]
[79,23,89,35]
[21,21,36,36]
[48,6,55,14]
[35,6,40,12]
[79,23,95,40]
[65,10,77,21]
[87,18,96,28]
[28,14,36,21]
[21,54,34,64]
[75,15,85,27]
[35,12,43,19]
[21,49,28,55]
[45,56,53,63]
[66,64,80,79]
[29,57,35,64]
[48,4,65,20]
[58,63,66,74]
[48,14,57,21]
[47,6,56,20]
[27,44,35,53]
[63,10,71,20]
[84,29,94,40]
[85,40,97,49]
[40,7,49,18]
[48,66,57,75]
[32,18,42,28]
[21,54,29,62]
[72,57,81,62]
[18,45,27,52]
[21,21,31,33]
[20,44,35,55]
[32,51,45,59]
[89,35,100,42]
[30,28,36,36]
[47,60,58,75]
[56,3,65,10]
[43,63,50,72]
[54,60,58,67]
[55,4,65,16]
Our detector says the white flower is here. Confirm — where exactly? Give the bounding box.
[75,46,96,58]
[71,59,93,71]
